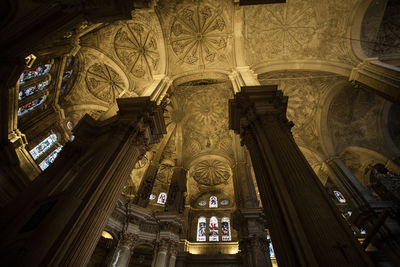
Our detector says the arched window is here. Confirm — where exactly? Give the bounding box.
[19,64,52,85]
[61,56,75,95]
[333,190,346,203]
[197,217,207,242]
[221,217,231,241]
[209,196,218,208]
[267,234,275,258]
[19,80,50,101]
[18,95,47,117]
[29,134,58,160]
[157,192,167,204]
[38,146,63,171]
[209,216,219,241]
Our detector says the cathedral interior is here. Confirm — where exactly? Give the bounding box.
[0,0,400,266]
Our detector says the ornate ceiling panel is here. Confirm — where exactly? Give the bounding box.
[173,81,233,163]
[244,0,360,66]
[86,63,125,103]
[189,159,232,186]
[156,0,233,74]
[259,70,343,154]
[114,21,160,79]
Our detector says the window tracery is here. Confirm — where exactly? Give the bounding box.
[19,64,52,85]
[29,134,58,160]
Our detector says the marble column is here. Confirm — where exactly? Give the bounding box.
[0,97,166,267]
[165,167,187,213]
[349,58,400,104]
[109,233,139,267]
[229,85,373,266]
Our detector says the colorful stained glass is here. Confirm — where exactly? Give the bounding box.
[198,200,207,206]
[197,217,207,242]
[29,134,57,160]
[19,80,50,100]
[63,70,73,81]
[221,217,231,241]
[19,64,52,85]
[18,95,47,116]
[268,235,275,258]
[38,146,63,171]
[67,121,74,130]
[334,190,346,203]
[209,216,219,241]
[209,196,218,208]
[149,194,156,200]
[157,192,167,204]
[220,199,229,206]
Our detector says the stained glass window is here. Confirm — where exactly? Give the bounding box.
[157,192,167,204]
[18,95,47,117]
[198,200,207,207]
[63,70,73,81]
[197,217,207,242]
[334,190,346,203]
[38,146,63,171]
[66,121,74,130]
[29,134,57,160]
[149,194,156,200]
[221,217,231,241]
[268,235,275,258]
[220,199,229,206]
[209,216,219,241]
[209,196,218,208]
[19,64,52,85]
[19,80,50,100]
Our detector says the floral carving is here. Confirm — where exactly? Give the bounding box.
[170,5,228,65]
[190,159,231,186]
[85,63,125,103]
[115,22,160,78]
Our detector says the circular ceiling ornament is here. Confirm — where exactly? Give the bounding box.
[170,5,228,65]
[189,159,231,186]
[85,63,125,103]
[115,22,160,78]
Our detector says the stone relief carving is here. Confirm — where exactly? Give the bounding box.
[189,159,231,186]
[170,5,228,65]
[115,22,160,78]
[85,63,125,103]
[245,0,359,65]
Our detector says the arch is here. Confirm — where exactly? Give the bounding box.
[349,0,373,60]
[317,80,354,157]
[299,146,329,186]
[253,60,354,78]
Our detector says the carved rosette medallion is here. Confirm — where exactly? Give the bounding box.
[189,159,231,186]
[85,63,125,103]
[170,5,227,65]
[115,22,160,78]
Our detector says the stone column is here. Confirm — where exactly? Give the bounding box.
[154,239,170,267]
[165,167,187,213]
[229,85,373,266]
[232,135,272,267]
[168,241,178,267]
[109,233,139,267]
[349,58,400,104]
[0,97,166,267]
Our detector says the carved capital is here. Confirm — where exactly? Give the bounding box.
[119,233,139,251]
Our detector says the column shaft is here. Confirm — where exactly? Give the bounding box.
[229,86,373,267]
